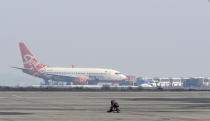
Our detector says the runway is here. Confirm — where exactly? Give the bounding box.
[0,91,210,121]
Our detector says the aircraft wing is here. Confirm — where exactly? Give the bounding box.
[45,73,88,82]
[12,66,88,83]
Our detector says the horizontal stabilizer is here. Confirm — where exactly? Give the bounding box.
[11,66,30,71]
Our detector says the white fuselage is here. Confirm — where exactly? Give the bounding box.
[17,42,127,84]
[43,67,127,81]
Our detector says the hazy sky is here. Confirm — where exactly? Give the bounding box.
[0,0,210,86]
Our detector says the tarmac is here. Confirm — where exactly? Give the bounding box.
[0,91,210,121]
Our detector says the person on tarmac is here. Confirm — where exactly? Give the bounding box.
[107,100,120,113]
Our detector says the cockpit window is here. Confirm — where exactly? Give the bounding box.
[115,72,121,75]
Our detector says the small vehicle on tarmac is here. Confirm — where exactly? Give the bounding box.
[107,100,120,113]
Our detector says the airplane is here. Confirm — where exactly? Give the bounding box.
[13,42,127,85]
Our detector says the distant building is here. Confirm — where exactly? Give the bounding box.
[126,75,136,82]
[136,77,150,85]
[170,78,182,87]
[136,77,157,87]
[204,78,210,87]
[158,78,170,87]
[123,76,210,88]
[183,77,204,88]
[153,77,182,87]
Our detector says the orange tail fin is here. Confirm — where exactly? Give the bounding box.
[19,42,49,72]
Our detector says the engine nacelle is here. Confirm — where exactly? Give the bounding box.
[74,77,87,84]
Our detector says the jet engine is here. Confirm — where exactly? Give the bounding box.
[74,77,87,84]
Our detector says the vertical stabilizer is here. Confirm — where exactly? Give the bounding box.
[19,42,49,73]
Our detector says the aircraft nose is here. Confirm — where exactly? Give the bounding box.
[121,75,127,80]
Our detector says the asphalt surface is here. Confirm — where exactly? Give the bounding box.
[0,91,210,121]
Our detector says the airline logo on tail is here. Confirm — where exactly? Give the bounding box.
[19,42,49,74]
[23,54,39,69]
